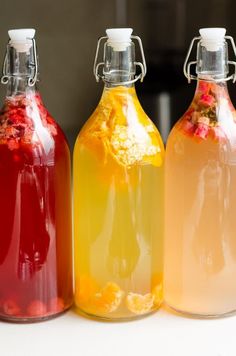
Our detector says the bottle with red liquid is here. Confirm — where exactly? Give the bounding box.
[0,29,73,322]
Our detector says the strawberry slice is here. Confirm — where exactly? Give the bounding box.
[194,123,209,139]
[198,81,210,94]
[199,93,215,107]
[181,119,196,135]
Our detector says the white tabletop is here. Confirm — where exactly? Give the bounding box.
[0,305,235,356]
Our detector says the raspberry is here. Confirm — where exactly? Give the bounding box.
[27,300,47,317]
[3,299,21,316]
[49,297,65,314]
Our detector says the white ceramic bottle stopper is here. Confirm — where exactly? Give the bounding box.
[8,28,35,53]
[199,27,226,52]
[106,28,133,51]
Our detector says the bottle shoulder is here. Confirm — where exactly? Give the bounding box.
[75,86,164,167]
[168,80,236,148]
[0,93,69,162]
[78,87,163,141]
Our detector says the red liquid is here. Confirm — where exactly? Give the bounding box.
[0,92,73,321]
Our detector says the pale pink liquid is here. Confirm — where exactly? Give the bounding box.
[164,81,236,316]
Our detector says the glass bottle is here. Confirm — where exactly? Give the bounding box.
[74,28,164,320]
[0,29,73,322]
[164,28,236,317]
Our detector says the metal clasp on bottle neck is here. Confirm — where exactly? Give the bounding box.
[183,35,236,83]
[1,38,38,87]
[93,35,147,85]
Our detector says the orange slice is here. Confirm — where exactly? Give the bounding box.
[126,292,154,315]
[92,282,124,313]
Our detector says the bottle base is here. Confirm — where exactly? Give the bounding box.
[0,304,73,324]
[165,302,236,319]
[74,305,160,322]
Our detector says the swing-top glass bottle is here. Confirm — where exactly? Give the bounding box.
[165,28,236,317]
[74,28,164,320]
[0,29,73,322]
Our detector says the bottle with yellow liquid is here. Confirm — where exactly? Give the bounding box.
[164,28,236,317]
[73,28,164,320]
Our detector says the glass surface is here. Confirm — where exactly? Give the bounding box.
[164,80,236,317]
[74,85,164,320]
[0,91,73,321]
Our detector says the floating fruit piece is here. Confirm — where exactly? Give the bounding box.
[194,122,209,139]
[110,124,160,167]
[3,299,21,316]
[152,284,163,306]
[126,292,154,315]
[49,297,65,314]
[76,275,98,305]
[198,116,210,125]
[190,111,200,124]
[198,81,210,94]
[199,93,215,107]
[80,86,162,169]
[0,93,57,150]
[27,300,47,317]
[180,81,234,142]
[92,282,124,313]
[184,108,195,120]
[8,139,20,150]
[181,119,196,136]
[5,126,17,136]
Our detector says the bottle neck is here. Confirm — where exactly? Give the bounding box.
[6,77,36,97]
[5,44,37,96]
[196,41,229,81]
[194,41,231,104]
[103,42,135,88]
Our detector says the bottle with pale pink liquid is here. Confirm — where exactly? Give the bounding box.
[164,28,236,317]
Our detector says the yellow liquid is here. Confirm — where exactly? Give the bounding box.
[164,83,236,316]
[73,86,164,320]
